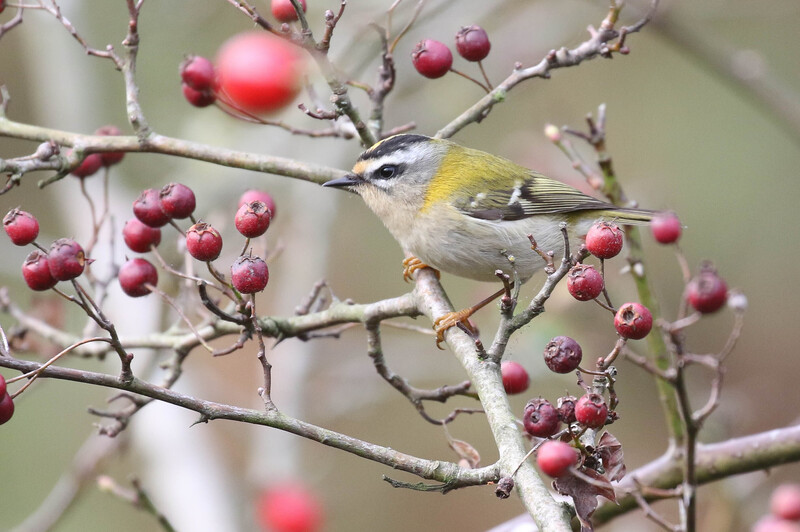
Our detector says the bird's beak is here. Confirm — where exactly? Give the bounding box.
[323,173,362,188]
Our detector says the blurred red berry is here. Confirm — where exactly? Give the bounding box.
[411,39,453,79]
[455,25,491,62]
[501,361,529,395]
[186,222,223,262]
[235,201,272,238]
[536,440,577,478]
[123,218,162,253]
[543,336,583,374]
[0,393,14,425]
[95,125,125,166]
[271,0,307,23]
[0,374,5,397]
[48,238,86,281]
[686,265,728,314]
[180,55,216,92]
[614,302,653,340]
[231,255,269,294]
[575,393,608,428]
[650,212,682,244]
[22,250,57,291]
[585,221,623,259]
[182,83,217,107]
[119,258,158,298]
[256,484,323,532]
[239,189,276,219]
[772,484,800,522]
[160,183,196,219]
[3,208,39,246]
[133,188,171,228]
[523,398,560,438]
[753,515,800,532]
[567,263,604,301]
[71,153,104,178]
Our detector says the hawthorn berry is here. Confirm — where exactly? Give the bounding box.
[123,219,161,253]
[3,208,39,246]
[271,0,307,23]
[95,125,125,166]
[557,395,578,424]
[455,25,491,62]
[771,484,800,522]
[500,361,529,395]
[522,398,560,438]
[217,32,306,114]
[22,250,58,291]
[71,153,104,178]
[48,238,86,281]
[239,189,276,219]
[256,484,323,532]
[575,393,608,428]
[160,183,196,219]
[752,515,800,532]
[182,83,217,107]
[180,55,216,92]
[686,265,728,314]
[411,39,453,79]
[231,255,269,294]
[0,393,14,425]
[0,373,6,397]
[536,440,577,478]
[585,221,624,259]
[133,188,171,228]
[235,201,272,238]
[614,302,653,340]
[543,336,583,374]
[186,222,223,262]
[0,1,5,14]
[650,212,682,244]
[119,258,158,298]
[566,264,604,301]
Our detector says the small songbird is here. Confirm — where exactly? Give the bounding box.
[324,134,654,343]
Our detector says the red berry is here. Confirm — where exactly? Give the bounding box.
[22,250,58,291]
[159,183,196,219]
[133,188,171,228]
[501,361,529,395]
[585,221,624,259]
[772,484,800,521]
[123,218,162,253]
[575,393,608,428]
[650,212,682,244]
[48,238,86,281]
[239,189,276,220]
[71,153,104,178]
[411,39,453,79]
[557,395,577,424]
[182,83,217,107]
[543,336,583,374]
[522,398,560,438]
[186,222,223,262]
[271,0,307,23]
[256,484,323,532]
[3,208,39,246]
[217,32,306,114]
[0,393,14,425]
[455,25,491,62]
[614,302,653,340]
[231,255,269,294]
[536,440,577,478]
[566,264,604,301]
[0,0,5,14]
[0,373,7,397]
[119,258,158,298]
[235,201,272,238]
[753,515,800,532]
[686,265,728,314]
[95,125,125,166]
[180,55,216,92]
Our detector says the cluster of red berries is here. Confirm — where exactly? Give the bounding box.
[70,125,126,178]
[754,484,800,532]
[411,25,491,79]
[0,374,14,425]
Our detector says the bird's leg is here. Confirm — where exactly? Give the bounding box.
[433,285,508,349]
[402,256,440,282]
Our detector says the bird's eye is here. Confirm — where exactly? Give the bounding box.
[377,164,397,179]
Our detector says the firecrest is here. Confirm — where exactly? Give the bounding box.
[324,134,654,284]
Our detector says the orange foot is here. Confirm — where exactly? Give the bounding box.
[402,256,440,282]
[433,309,479,349]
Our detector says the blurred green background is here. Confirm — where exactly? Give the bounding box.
[1,1,799,531]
